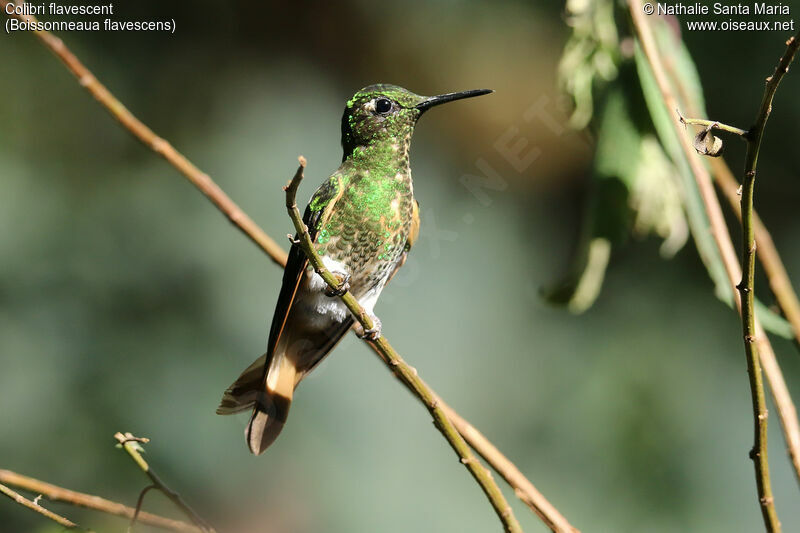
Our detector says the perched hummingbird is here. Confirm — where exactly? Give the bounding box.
[217,84,492,455]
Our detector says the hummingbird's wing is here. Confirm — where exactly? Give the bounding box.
[218,175,353,454]
[266,175,347,356]
[217,175,346,415]
[408,199,420,249]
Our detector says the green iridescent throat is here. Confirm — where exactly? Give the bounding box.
[312,137,413,259]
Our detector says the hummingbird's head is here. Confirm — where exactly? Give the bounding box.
[341,84,492,159]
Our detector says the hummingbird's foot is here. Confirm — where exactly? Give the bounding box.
[325,270,351,297]
[355,316,382,341]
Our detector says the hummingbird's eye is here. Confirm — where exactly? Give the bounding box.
[375,98,393,114]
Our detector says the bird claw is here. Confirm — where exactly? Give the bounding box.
[325,271,351,297]
[355,316,382,341]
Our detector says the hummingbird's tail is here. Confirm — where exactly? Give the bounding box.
[217,352,297,455]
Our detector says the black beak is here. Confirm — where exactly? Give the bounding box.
[415,89,493,113]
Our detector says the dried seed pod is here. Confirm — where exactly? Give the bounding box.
[693,128,724,157]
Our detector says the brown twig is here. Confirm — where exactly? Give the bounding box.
[629,2,800,530]
[677,113,749,137]
[674,24,800,494]
[4,8,579,532]
[129,485,158,533]
[737,32,800,528]
[663,39,800,490]
[664,42,800,357]
[286,159,523,533]
[711,158,800,487]
[712,157,800,355]
[0,481,82,530]
[114,433,215,533]
[436,399,577,532]
[0,469,201,532]
[4,2,287,268]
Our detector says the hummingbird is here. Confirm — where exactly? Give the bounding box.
[217,84,492,455]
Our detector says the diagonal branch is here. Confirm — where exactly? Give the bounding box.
[436,399,575,531]
[2,7,579,532]
[285,158,522,533]
[114,433,215,533]
[4,2,287,269]
[0,481,83,530]
[0,469,201,532]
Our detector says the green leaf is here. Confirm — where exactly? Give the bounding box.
[635,41,729,293]
[558,0,620,129]
[633,27,793,339]
[544,78,686,312]
[757,300,794,338]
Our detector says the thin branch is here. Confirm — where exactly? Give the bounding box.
[712,155,800,491]
[4,2,287,268]
[739,177,780,533]
[676,24,800,493]
[285,158,523,533]
[663,47,800,356]
[114,433,216,533]
[4,10,580,532]
[629,2,800,530]
[664,49,800,489]
[677,113,749,138]
[738,31,800,526]
[129,485,158,533]
[363,355,575,531]
[712,157,800,355]
[0,469,201,532]
[436,399,577,532]
[0,481,82,530]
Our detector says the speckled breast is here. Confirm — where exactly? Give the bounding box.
[317,173,414,298]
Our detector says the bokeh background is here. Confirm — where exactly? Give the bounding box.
[2,1,800,531]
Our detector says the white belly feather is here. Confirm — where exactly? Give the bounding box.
[303,256,384,329]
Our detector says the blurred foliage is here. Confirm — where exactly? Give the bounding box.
[559,0,620,130]
[551,1,794,339]
[2,1,800,532]
[550,0,688,312]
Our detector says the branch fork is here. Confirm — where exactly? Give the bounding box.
[114,432,215,533]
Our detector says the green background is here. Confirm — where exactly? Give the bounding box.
[2,1,800,531]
